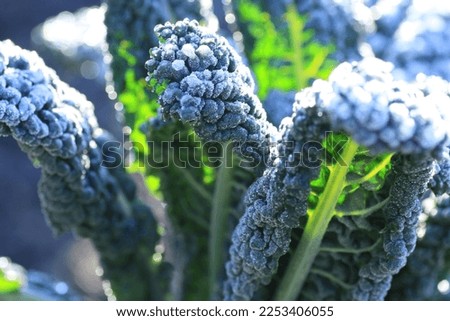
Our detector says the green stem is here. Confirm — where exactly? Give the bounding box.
[173,165,213,202]
[345,154,393,186]
[320,239,381,254]
[178,198,210,230]
[286,4,307,90]
[309,268,353,290]
[335,197,390,217]
[274,139,359,300]
[208,142,234,299]
[304,47,330,80]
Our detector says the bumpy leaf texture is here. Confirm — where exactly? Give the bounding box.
[314,59,450,300]
[377,0,450,81]
[146,19,278,165]
[313,59,450,300]
[418,75,450,196]
[429,155,450,196]
[297,155,433,300]
[104,0,203,92]
[325,59,450,157]
[0,40,163,300]
[224,92,330,300]
[365,0,412,58]
[105,2,230,299]
[351,155,433,300]
[224,57,450,300]
[388,194,450,300]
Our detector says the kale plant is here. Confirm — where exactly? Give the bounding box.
[1,0,450,301]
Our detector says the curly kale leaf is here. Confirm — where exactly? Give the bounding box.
[104,0,203,93]
[326,59,450,157]
[429,154,450,196]
[225,57,449,301]
[366,0,412,58]
[104,2,225,299]
[0,40,166,300]
[351,156,433,300]
[146,19,277,165]
[112,17,262,298]
[115,61,223,299]
[375,0,450,81]
[224,98,330,300]
[388,194,450,300]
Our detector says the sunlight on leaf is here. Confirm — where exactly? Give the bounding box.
[235,0,336,96]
